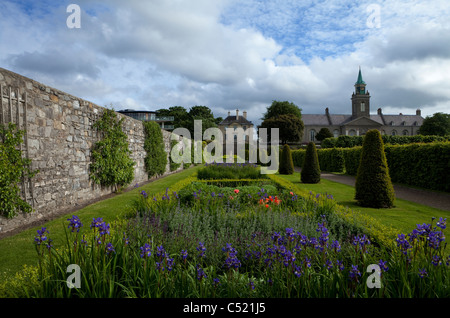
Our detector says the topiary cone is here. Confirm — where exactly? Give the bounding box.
[355,129,395,208]
[279,144,294,175]
[301,142,321,183]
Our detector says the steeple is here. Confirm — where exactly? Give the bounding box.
[351,66,370,118]
[355,66,365,85]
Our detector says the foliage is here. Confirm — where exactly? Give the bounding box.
[197,162,266,180]
[143,121,167,178]
[90,109,135,191]
[317,148,345,172]
[169,139,182,172]
[315,128,333,142]
[301,142,320,184]
[355,129,395,208]
[261,100,302,121]
[259,114,304,144]
[418,112,450,136]
[278,144,294,175]
[0,123,37,218]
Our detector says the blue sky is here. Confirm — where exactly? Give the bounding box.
[1,0,449,126]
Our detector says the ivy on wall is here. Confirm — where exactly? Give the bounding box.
[89,109,135,192]
[0,123,37,218]
[143,121,167,178]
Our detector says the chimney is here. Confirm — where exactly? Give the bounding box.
[416,109,421,116]
[377,108,382,115]
[236,109,239,120]
[325,107,329,114]
[243,111,247,119]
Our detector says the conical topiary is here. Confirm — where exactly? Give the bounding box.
[279,144,294,174]
[355,129,395,208]
[301,142,321,183]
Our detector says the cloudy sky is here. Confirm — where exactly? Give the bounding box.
[1,0,449,126]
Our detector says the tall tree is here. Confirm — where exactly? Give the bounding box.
[259,114,304,144]
[315,128,333,142]
[262,100,302,121]
[418,112,450,136]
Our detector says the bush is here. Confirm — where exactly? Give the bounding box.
[321,134,449,148]
[355,129,395,208]
[301,142,321,183]
[317,148,345,173]
[90,109,135,191]
[278,144,294,175]
[342,147,362,176]
[0,123,38,218]
[143,121,168,178]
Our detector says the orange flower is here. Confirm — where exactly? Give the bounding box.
[234,189,239,194]
[265,204,269,208]
[229,196,234,200]
[259,199,264,205]
[290,191,294,196]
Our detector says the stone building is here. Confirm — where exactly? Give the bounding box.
[302,68,424,143]
[117,109,174,130]
[218,109,254,143]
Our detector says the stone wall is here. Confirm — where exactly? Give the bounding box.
[0,68,181,236]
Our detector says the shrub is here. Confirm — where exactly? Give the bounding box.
[301,142,321,184]
[355,129,395,208]
[90,109,135,192]
[342,147,362,176]
[0,123,38,218]
[143,121,167,178]
[278,144,294,175]
[317,148,345,172]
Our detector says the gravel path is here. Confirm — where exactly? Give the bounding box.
[295,168,450,211]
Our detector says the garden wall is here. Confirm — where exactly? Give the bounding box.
[0,68,181,236]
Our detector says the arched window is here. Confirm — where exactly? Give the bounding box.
[349,129,356,136]
[392,130,397,136]
[310,129,316,142]
[333,129,339,138]
[402,130,409,136]
[361,102,365,112]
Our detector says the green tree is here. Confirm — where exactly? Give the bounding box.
[90,109,135,192]
[278,144,294,175]
[301,142,321,184]
[355,129,395,208]
[262,100,302,121]
[0,123,38,218]
[315,128,333,142]
[259,114,304,144]
[143,121,168,178]
[418,112,450,136]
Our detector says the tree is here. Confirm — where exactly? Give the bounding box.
[262,100,302,121]
[279,144,294,175]
[301,142,321,184]
[354,129,395,208]
[418,112,450,136]
[315,128,333,142]
[259,114,304,144]
[143,121,168,178]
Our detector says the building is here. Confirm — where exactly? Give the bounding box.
[218,109,254,143]
[117,109,175,130]
[301,68,424,143]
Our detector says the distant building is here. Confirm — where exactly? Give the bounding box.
[302,68,424,143]
[117,109,175,130]
[218,109,254,143]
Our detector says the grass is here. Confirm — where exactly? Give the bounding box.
[0,166,201,281]
[276,173,450,241]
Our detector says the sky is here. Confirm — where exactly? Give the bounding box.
[1,0,449,127]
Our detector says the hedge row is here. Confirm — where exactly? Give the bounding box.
[292,142,450,192]
[321,134,449,148]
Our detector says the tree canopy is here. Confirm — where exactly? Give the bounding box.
[262,100,302,121]
[418,112,450,136]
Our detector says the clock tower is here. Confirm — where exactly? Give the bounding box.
[351,67,370,119]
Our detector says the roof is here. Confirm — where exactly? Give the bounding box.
[118,109,156,113]
[302,113,423,127]
[355,67,366,85]
[219,115,253,126]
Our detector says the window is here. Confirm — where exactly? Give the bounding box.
[392,130,397,136]
[349,129,356,136]
[310,129,316,142]
[243,125,247,131]
[333,129,339,138]
[361,102,365,112]
[402,130,409,136]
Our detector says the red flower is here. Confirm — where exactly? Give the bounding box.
[234,189,239,194]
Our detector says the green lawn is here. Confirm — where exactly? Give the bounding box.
[0,166,200,280]
[277,173,450,237]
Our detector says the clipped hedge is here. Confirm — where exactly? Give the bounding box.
[322,134,449,148]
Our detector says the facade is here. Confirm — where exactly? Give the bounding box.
[117,109,175,130]
[302,68,424,143]
[218,109,254,143]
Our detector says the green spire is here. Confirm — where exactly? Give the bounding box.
[356,66,366,85]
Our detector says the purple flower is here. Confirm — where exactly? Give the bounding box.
[378,259,389,272]
[418,268,428,278]
[34,227,49,245]
[331,240,341,252]
[432,255,442,266]
[325,259,333,270]
[156,245,166,258]
[181,249,188,260]
[349,265,361,281]
[293,265,303,277]
[197,242,206,258]
[141,190,148,198]
[196,264,207,281]
[67,215,83,233]
[336,260,345,271]
[106,242,115,255]
[140,243,152,258]
[436,217,447,230]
